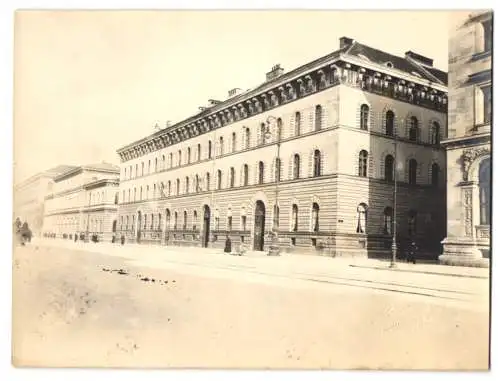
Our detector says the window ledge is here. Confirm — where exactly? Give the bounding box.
[471,50,492,62]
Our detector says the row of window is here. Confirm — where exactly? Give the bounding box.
[118,204,419,236]
[360,106,441,144]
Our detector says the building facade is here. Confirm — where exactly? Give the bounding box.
[14,165,76,237]
[43,163,120,242]
[116,37,448,259]
[440,11,492,267]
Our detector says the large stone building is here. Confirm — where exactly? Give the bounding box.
[116,37,448,258]
[13,165,76,236]
[43,162,120,242]
[440,11,492,267]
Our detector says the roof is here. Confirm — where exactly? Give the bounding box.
[43,165,79,178]
[53,162,120,182]
[117,37,447,154]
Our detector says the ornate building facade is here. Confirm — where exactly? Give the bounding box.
[440,11,492,267]
[43,163,120,242]
[14,165,76,237]
[116,37,448,259]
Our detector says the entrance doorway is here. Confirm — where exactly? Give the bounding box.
[253,200,265,251]
[136,211,142,242]
[202,205,211,248]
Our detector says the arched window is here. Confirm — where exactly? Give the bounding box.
[277,118,283,141]
[312,203,319,232]
[244,127,251,149]
[360,104,369,130]
[146,185,149,199]
[178,149,182,166]
[409,117,419,141]
[479,158,491,225]
[114,192,119,205]
[162,154,166,169]
[273,204,280,230]
[195,175,200,192]
[183,211,187,230]
[135,164,138,177]
[408,210,417,236]
[150,213,154,230]
[125,216,129,230]
[206,172,210,191]
[144,214,148,230]
[139,186,143,200]
[431,122,440,145]
[165,209,171,230]
[141,162,144,176]
[243,164,249,186]
[197,144,201,161]
[258,161,264,184]
[154,158,158,172]
[185,176,190,194]
[292,204,299,232]
[431,163,440,187]
[386,110,394,136]
[230,167,235,188]
[293,154,300,179]
[148,160,151,174]
[187,147,191,164]
[384,207,393,235]
[260,123,267,145]
[174,212,178,230]
[295,112,301,136]
[356,203,367,233]
[217,169,222,190]
[232,132,237,152]
[128,189,131,202]
[158,213,162,231]
[193,210,198,231]
[315,105,322,131]
[409,159,418,185]
[208,140,213,159]
[219,136,224,156]
[358,150,368,177]
[176,179,180,195]
[167,180,171,196]
[313,150,321,177]
[385,155,394,182]
[169,153,173,168]
[275,158,281,182]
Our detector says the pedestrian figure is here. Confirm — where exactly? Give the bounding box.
[224,234,232,254]
[74,233,78,242]
[407,241,417,264]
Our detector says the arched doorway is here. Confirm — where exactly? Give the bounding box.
[136,211,142,242]
[254,200,266,251]
[202,205,211,248]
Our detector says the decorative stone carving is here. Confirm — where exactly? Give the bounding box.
[462,188,473,237]
[461,147,491,181]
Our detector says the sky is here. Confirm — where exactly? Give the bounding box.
[13,10,455,183]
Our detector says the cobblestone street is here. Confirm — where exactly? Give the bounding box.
[12,240,490,369]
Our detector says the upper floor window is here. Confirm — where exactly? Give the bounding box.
[312,203,319,232]
[219,136,224,156]
[479,157,491,225]
[315,105,322,131]
[292,204,299,232]
[260,123,266,145]
[385,111,395,136]
[162,155,166,170]
[217,170,222,190]
[195,175,200,193]
[313,150,321,177]
[385,154,394,182]
[208,140,213,159]
[185,176,190,194]
[409,117,419,141]
[187,147,191,164]
[408,159,418,185]
[148,160,151,174]
[275,158,281,182]
[293,154,301,179]
[244,127,251,149]
[230,167,235,188]
[358,150,368,177]
[480,19,492,53]
[154,158,158,172]
[206,172,211,191]
[431,122,441,145]
[231,132,237,152]
[481,85,492,125]
[295,112,301,136]
[360,104,369,130]
[169,153,173,168]
[258,161,264,184]
[384,207,393,235]
[197,144,201,161]
[178,150,182,166]
[431,163,440,187]
[243,164,249,186]
[277,118,283,141]
[141,162,144,176]
[176,179,180,195]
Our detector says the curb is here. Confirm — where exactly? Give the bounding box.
[348,264,489,279]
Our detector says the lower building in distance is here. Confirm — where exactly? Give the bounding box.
[116,37,448,259]
[42,162,120,242]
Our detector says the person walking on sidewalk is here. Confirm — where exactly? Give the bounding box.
[407,241,418,264]
[224,235,232,254]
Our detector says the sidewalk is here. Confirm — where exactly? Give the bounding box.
[31,238,490,280]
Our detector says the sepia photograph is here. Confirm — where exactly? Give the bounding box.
[10,7,493,372]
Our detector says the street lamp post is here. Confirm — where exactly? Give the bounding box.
[389,138,398,268]
[264,116,281,256]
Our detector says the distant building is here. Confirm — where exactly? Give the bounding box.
[116,37,448,258]
[440,11,492,266]
[42,162,120,242]
[14,165,77,236]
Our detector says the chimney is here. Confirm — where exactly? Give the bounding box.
[228,88,243,98]
[339,36,354,49]
[405,51,434,67]
[266,64,285,82]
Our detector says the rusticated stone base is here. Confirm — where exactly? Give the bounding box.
[440,237,490,268]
